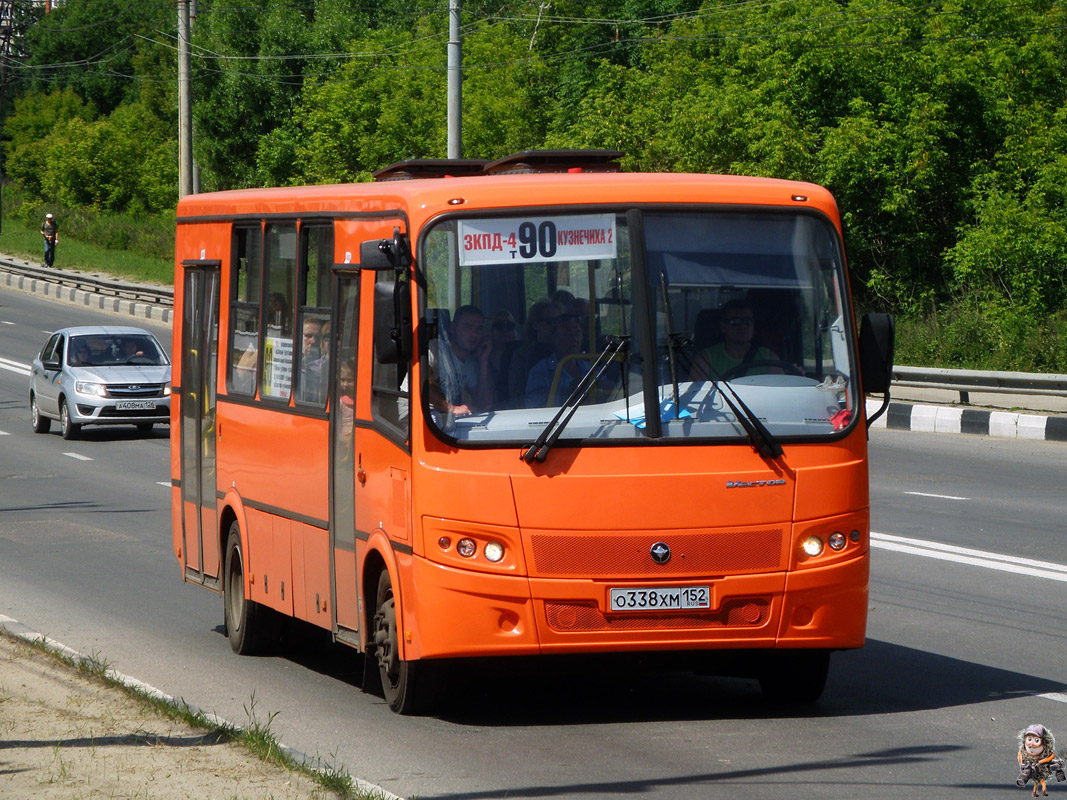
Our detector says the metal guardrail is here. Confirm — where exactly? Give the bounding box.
[0,257,173,306]
[893,366,1067,403]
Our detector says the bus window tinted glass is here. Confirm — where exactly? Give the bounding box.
[421,210,857,446]
[230,226,261,395]
[260,223,296,400]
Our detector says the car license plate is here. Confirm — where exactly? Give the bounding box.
[609,586,711,612]
[116,400,156,411]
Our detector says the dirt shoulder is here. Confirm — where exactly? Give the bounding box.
[0,631,335,799]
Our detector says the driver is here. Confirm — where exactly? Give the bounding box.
[689,299,782,380]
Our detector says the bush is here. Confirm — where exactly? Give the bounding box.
[895,300,1067,373]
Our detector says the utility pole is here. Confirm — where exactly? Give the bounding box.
[178,0,193,198]
[446,0,461,159]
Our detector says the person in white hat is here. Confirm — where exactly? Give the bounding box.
[40,212,59,267]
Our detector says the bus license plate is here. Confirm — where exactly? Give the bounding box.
[609,586,710,612]
[116,400,156,411]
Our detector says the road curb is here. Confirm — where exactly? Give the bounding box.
[866,398,1067,442]
[0,266,173,325]
[0,615,404,800]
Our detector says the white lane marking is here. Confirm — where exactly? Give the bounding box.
[0,430,8,436]
[157,481,170,487]
[63,452,93,461]
[0,356,31,376]
[2,320,14,325]
[872,532,1067,582]
[905,491,970,501]
[1039,693,1067,704]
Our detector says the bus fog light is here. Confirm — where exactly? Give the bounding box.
[437,537,451,551]
[828,532,847,551]
[802,536,823,557]
[484,542,504,563]
[850,529,861,543]
[457,538,477,558]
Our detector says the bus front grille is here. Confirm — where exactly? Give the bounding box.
[545,598,771,632]
[529,529,784,577]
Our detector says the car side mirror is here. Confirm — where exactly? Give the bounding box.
[858,313,895,395]
[43,359,60,371]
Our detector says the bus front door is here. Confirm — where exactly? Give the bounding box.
[179,263,221,586]
[330,273,361,642]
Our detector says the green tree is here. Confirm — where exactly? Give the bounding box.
[19,0,173,114]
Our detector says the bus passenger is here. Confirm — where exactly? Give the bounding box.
[689,299,782,381]
[506,300,561,403]
[525,310,587,407]
[485,309,518,406]
[429,304,493,417]
[299,317,328,403]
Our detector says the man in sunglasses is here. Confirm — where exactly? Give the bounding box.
[690,299,781,381]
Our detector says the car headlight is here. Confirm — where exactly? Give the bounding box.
[163,385,172,397]
[75,381,107,397]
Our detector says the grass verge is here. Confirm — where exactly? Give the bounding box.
[0,184,173,285]
[3,628,391,800]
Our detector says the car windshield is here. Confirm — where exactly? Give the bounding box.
[420,208,857,447]
[68,334,168,367]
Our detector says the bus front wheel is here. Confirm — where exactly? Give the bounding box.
[223,522,276,656]
[372,570,434,715]
[758,650,830,704]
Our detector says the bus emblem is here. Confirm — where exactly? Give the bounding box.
[650,542,671,565]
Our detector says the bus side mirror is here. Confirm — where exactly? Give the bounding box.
[858,312,895,395]
[360,227,411,270]
[374,280,412,364]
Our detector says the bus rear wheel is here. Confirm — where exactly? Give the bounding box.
[758,650,830,704]
[223,522,276,655]
[373,570,435,715]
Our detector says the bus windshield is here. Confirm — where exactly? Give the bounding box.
[421,208,857,447]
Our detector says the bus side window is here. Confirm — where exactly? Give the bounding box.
[230,225,262,396]
[259,223,297,402]
[295,223,334,407]
[371,271,410,435]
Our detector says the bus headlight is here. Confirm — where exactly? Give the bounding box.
[457,538,477,558]
[484,541,505,563]
[801,536,824,557]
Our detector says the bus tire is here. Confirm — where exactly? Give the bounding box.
[373,570,435,715]
[223,522,276,656]
[758,650,830,704]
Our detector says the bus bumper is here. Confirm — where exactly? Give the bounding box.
[410,553,868,659]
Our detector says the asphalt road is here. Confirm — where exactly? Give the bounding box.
[1,285,1065,799]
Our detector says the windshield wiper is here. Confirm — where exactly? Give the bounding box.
[705,367,783,460]
[521,336,629,464]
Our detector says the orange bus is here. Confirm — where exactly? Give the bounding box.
[171,150,894,714]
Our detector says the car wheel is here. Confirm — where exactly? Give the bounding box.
[59,398,81,440]
[30,394,51,434]
[137,423,154,435]
[223,521,277,655]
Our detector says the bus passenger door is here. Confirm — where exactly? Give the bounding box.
[179,263,221,586]
[330,272,360,641]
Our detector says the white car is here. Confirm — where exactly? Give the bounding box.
[29,325,172,439]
